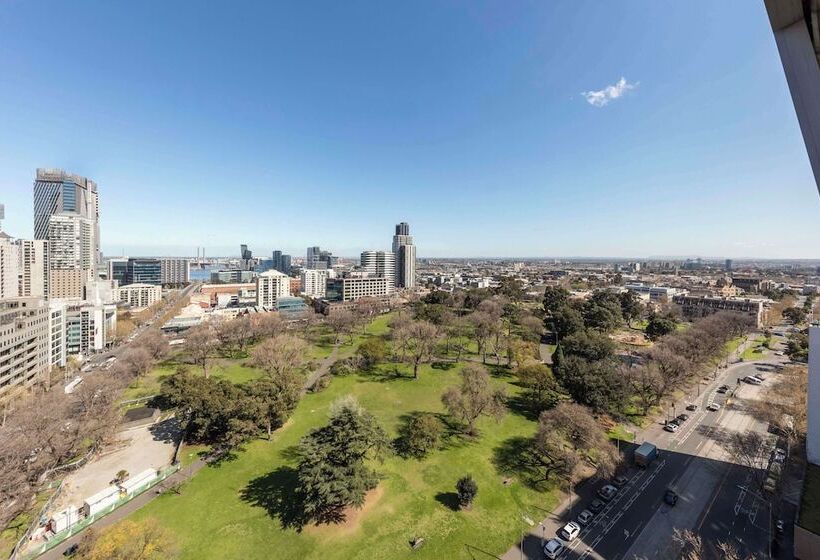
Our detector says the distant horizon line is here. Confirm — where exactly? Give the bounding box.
[101,251,820,263]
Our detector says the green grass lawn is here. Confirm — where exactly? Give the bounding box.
[133,361,557,560]
[739,335,768,361]
[122,360,265,401]
[607,424,636,442]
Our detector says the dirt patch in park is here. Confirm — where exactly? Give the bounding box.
[305,485,385,537]
[612,330,651,347]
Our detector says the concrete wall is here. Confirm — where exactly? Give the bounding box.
[794,523,820,559]
[808,327,820,464]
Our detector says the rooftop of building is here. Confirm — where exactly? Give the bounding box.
[258,269,289,277]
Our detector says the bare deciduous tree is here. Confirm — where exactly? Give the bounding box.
[137,328,169,360]
[250,312,285,339]
[185,323,218,377]
[393,320,440,379]
[326,310,356,345]
[442,363,506,435]
[250,334,309,385]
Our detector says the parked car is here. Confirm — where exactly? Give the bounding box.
[577,509,594,526]
[664,423,679,433]
[559,521,581,542]
[676,414,689,422]
[664,489,678,506]
[717,386,729,394]
[63,544,79,557]
[598,484,618,501]
[543,538,564,559]
[744,376,762,385]
[588,498,605,513]
[686,404,698,411]
[774,448,787,463]
[613,475,629,487]
[707,403,721,411]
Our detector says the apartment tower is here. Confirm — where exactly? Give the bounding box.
[391,222,416,289]
[33,169,99,299]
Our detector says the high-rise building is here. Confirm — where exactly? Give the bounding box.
[256,269,291,307]
[306,246,336,270]
[33,169,99,299]
[160,258,190,286]
[0,297,50,403]
[108,257,129,286]
[16,239,48,298]
[281,254,292,275]
[361,250,396,290]
[306,246,320,269]
[272,250,293,275]
[125,258,162,285]
[240,244,254,270]
[0,231,19,299]
[392,222,416,288]
[300,268,332,298]
[725,259,733,271]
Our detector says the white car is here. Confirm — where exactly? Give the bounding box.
[577,509,594,526]
[664,423,679,433]
[707,402,721,411]
[543,538,564,559]
[774,448,787,463]
[559,521,581,542]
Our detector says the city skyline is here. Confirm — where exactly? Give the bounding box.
[1,2,819,259]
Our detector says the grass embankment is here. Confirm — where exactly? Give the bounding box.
[740,335,769,362]
[0,488,56,557]
[135,361,555,560]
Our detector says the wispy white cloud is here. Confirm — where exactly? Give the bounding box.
[581,77,637,107]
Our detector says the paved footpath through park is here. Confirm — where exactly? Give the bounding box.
[35,344,344,560]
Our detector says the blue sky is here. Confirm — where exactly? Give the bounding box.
[1,1,818,258]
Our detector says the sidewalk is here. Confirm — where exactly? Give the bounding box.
[500,336,756,560]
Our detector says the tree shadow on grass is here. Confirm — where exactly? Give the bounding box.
[434,492,461,511]
[492,436,549,492]
[357,363,415,383]
[240,466,308,531]
[485,363,512,379]
[505,394,540,421]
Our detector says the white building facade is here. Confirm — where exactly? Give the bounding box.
[48,301,67,370]
[301,268,331,298]
[0,232,19,300]
[326,276,390,301]
[118,283,162,310]
[360,250,396,291]
[256,270,291,307]
[16,239,48,298]
[0,298,50,403]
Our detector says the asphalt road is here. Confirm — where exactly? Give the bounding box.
[506,327,793,560]
[72,282,200,381]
